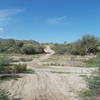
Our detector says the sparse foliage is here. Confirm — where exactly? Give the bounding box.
[14,64,27,73]
[0,89,10,100]
[80,55,100,100]
[0,39,44,55]
[53,35,100,55]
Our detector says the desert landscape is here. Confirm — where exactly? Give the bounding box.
[0,44,98,100]
[0,0,100,100]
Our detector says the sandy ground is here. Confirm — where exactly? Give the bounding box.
[0,46,95,100]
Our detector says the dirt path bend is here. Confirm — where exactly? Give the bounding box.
[0,46,95,100]
[27,45,55,68]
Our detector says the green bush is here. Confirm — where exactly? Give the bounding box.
[71,35,99,55]
[52,44,68,54]
[81,73,100,100]
[88,75,100,95]
[0,89,10,100]
[85,54,100,67]
[52,35,99,55]
[85,59,97,67]
[0,39,44,54]
[13,63,35,73]
[0,57,12,66]
[21,44,36,54]
[14,64,27,73]
[80,55,100,100]
[0,56,34,74]
[21,44,44,54]
[0,57,12,74]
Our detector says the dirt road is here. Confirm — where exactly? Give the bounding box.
[27,45,55,68]
[0,46,95,100]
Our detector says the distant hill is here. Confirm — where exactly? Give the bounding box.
[0,39,44,54]
[0,38,39,44]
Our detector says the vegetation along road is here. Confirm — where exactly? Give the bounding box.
[0,46,95,100]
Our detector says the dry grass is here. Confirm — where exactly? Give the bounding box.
[42,54,87,67]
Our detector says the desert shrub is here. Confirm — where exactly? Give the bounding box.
[21,44,36,54]
[70,35,99,56]
[20,58,33,62]
[69,42,86,55]
[88,75,100,95]
[0,57,12,74]
[85,54,100,67]
[52,35,99,55]
[16,41,24,48]
[80,72,100,100]
[0,39,16,53]
[0,56,33,74]
[0,57,12,66]
[13,63,35,73]
[0,39,44,54]
[52,44,68,54]
[34,45,45,54]
[21,44,44,54]
[80,55,100,100]
[0,89,10,100]
[85,59,97,67]
[14,64,27,73]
